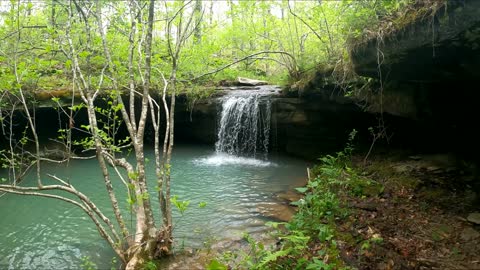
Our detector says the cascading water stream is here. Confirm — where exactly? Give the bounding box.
[215,87,274,159]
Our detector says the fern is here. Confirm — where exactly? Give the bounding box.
[257,248,292,269]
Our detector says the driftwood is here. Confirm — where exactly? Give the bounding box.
[237,77,268,86]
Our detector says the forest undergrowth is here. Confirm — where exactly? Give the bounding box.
[201,131,480,270]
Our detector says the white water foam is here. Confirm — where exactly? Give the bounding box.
[193,153,276,167]
[215,89,272,159]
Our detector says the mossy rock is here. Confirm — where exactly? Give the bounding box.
[336,231,357,246]
[34,89,76,101]
[350,178,384,197]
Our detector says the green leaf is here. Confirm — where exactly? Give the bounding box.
[295,187,308,193]
[128,171,138,180]
[171,195,190,215]
[126,198,135,205]
[78,51,91,59]
[206,259,227,270]
[306,258,333,270]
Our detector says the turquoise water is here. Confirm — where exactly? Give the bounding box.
[0,145,306,269]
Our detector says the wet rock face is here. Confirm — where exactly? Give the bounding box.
[175,99,218,144]
[270,96,369,159]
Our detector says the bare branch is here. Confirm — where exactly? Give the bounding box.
[287,0,327,46]
[189,51,297,82]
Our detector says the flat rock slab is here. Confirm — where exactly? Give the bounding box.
[467,213,480,225]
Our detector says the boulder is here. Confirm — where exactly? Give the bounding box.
[467,212,480,225]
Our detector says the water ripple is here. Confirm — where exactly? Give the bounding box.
[0,145,305,269]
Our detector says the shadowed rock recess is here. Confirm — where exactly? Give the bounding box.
[349,0,480,159]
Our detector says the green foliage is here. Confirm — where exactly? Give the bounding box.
[234,232,308,270]
[80,256,97,270]
[68,95,129,154]
[306,258,334,270]
[170,195,209,253]
[73,136,95,151]
[137,192,150,201]
[171,195,190,215]
[128,171,139,181]
[0,0,417,96]
[198,201,207,208]
[214,130,384,269]
[360,236,384,252]
[0,146,36,183]
[207,259,228,270]
[110,257,118,270]
[141,260,158,270]
[163,164,171,177]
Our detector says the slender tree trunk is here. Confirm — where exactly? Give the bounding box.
[125,1,161,268]
[194,0,202,44]
[209,0,214,25]
[12,2,42,188]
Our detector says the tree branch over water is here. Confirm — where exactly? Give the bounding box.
[0,181,125,262]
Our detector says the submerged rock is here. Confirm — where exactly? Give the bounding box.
[276,190,303,203]
[257,202,296,222]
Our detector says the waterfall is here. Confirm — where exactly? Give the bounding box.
[215,90,272,159]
